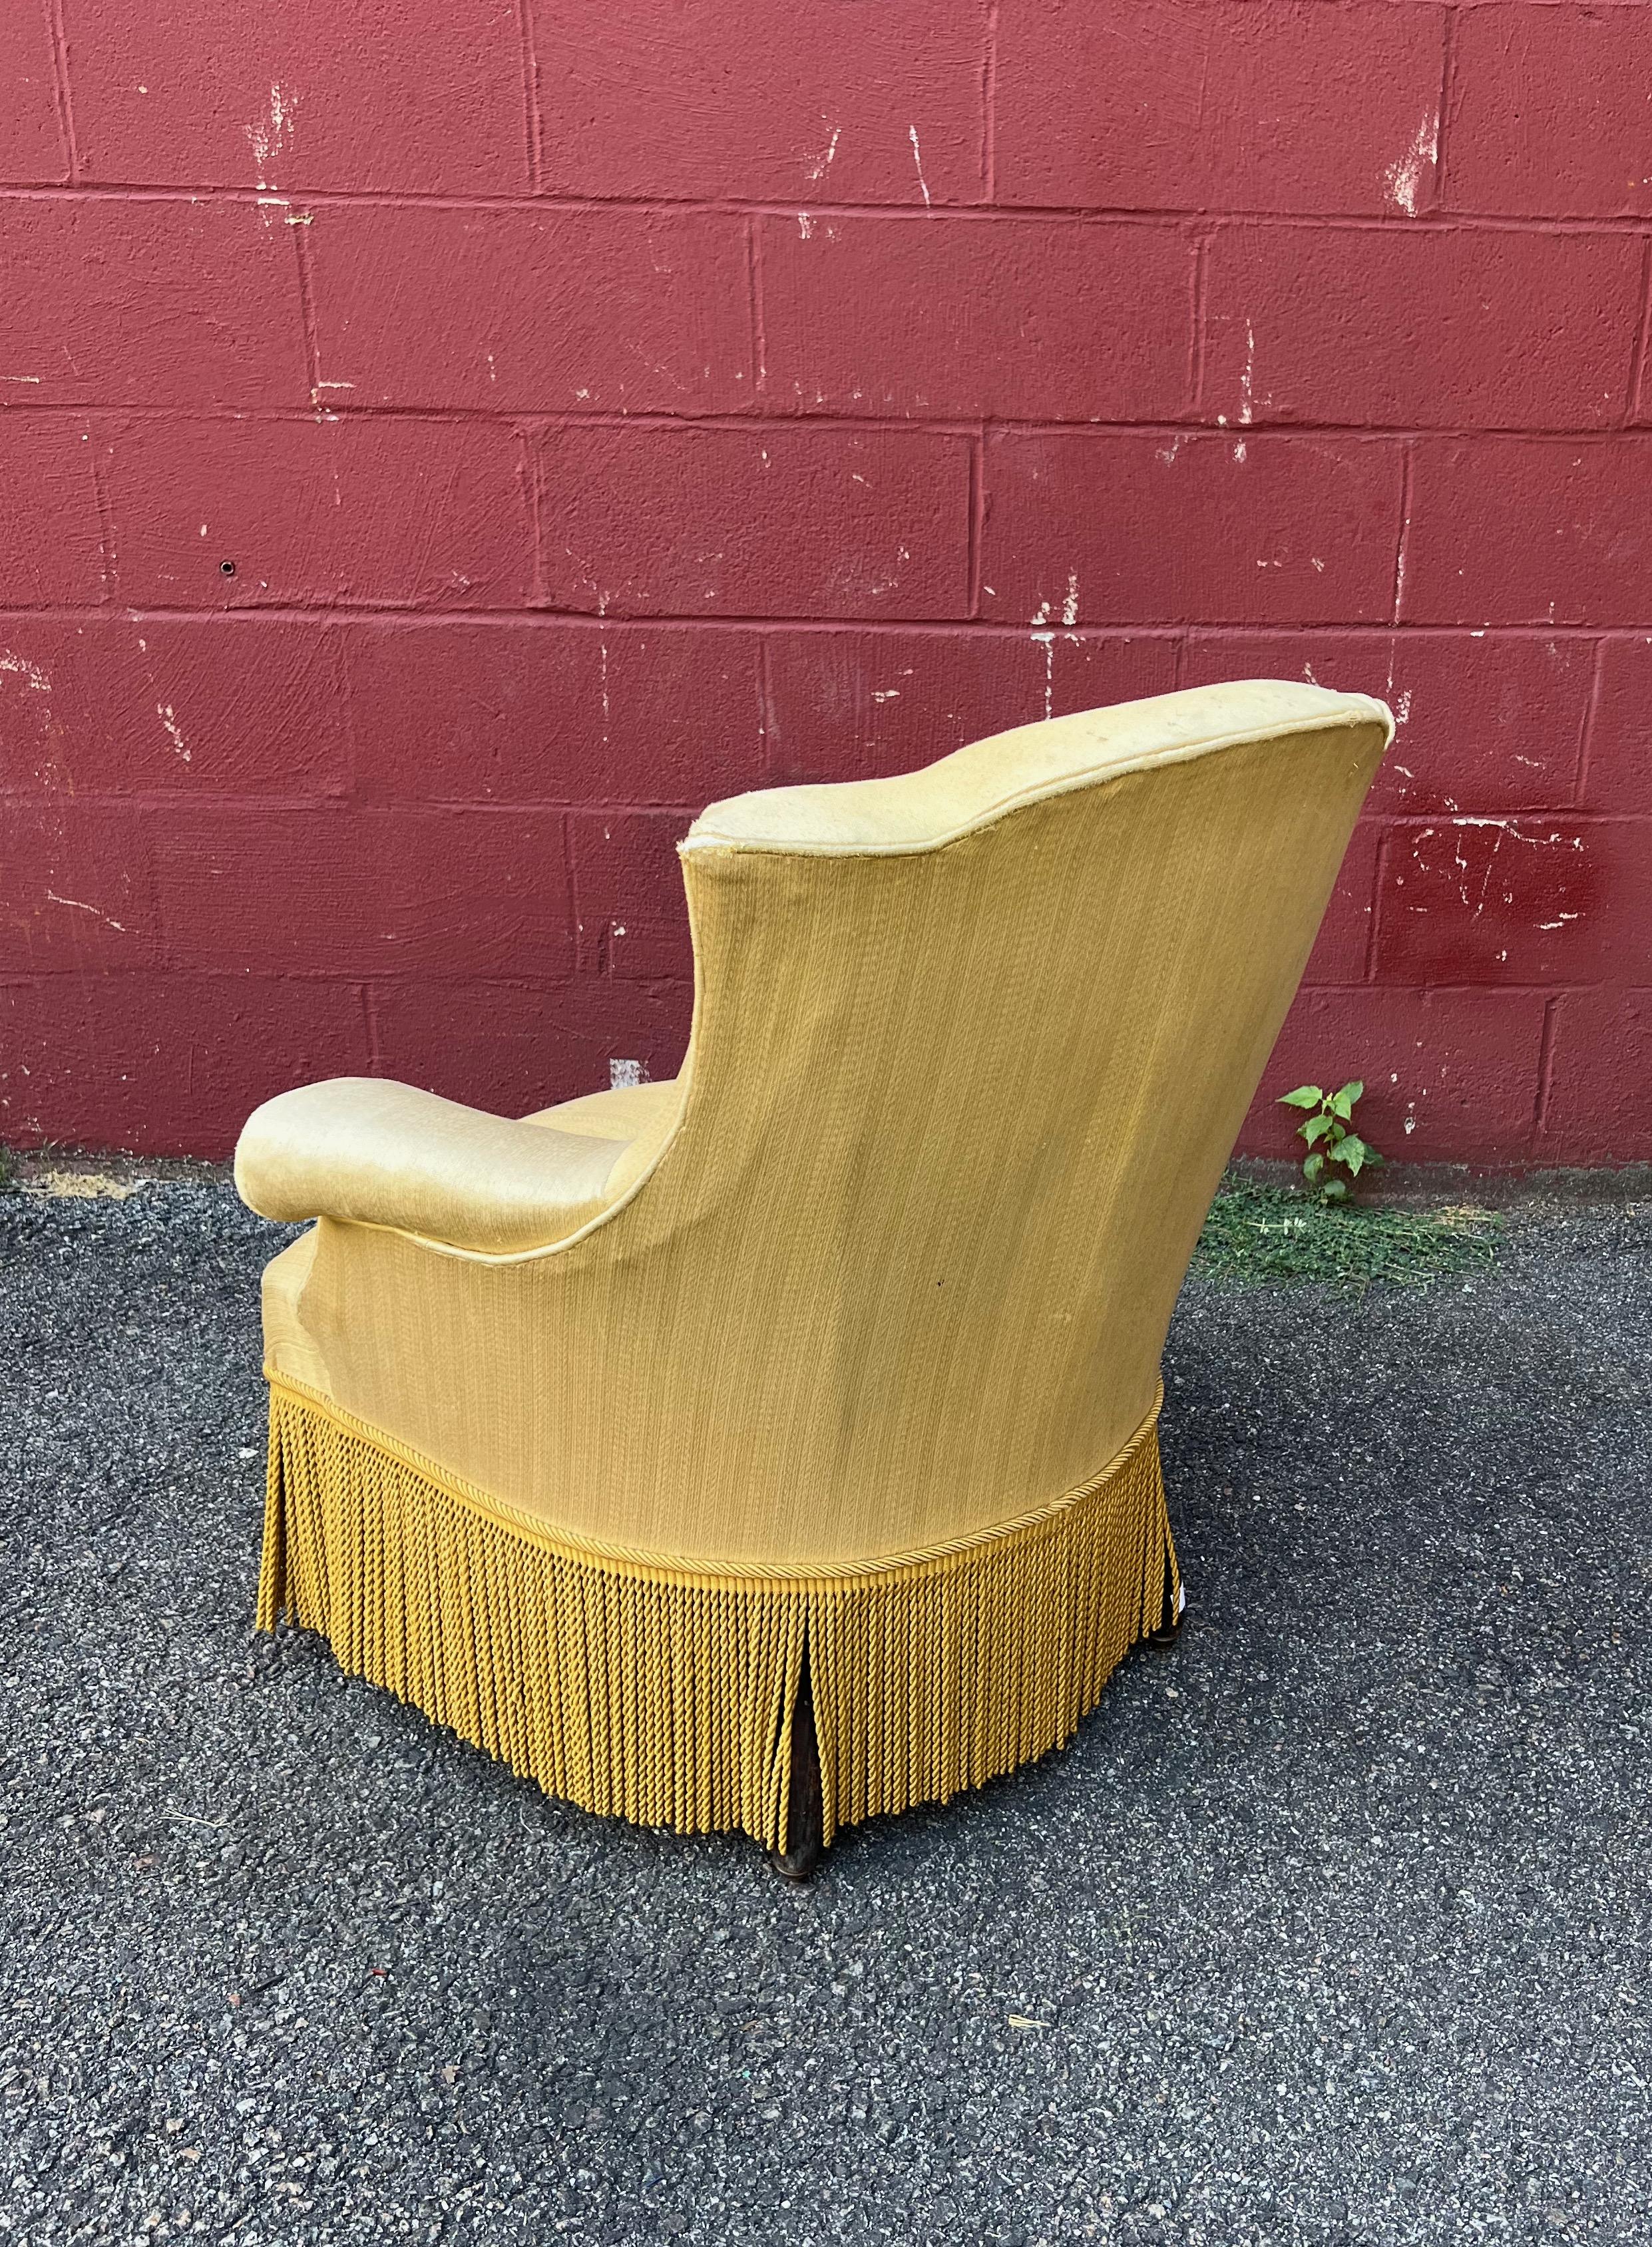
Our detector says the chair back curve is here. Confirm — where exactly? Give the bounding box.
[310,680,1390,1568]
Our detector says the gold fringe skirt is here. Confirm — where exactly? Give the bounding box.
[256,1378,1178,1851]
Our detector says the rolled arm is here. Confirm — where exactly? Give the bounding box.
[235,1078,631,1255]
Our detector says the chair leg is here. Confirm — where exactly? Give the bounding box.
[769,1657,825,1881]
[1145,1549,1185,1647]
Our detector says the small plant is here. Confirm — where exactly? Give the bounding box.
[1278,1080,1383,1203]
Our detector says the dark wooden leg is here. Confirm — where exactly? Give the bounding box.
[1145,1549,1185,1647]
[769,1657,825,1881]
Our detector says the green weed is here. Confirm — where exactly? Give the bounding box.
[1193,1179,1501,1293]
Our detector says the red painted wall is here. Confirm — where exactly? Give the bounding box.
[3,1,1650,1166]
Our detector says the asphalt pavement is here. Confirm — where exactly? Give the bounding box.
[3,1177,1649,2246]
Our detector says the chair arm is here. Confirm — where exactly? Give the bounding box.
[234,1078,631,1255]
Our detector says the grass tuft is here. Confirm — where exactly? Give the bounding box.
[1192,1179,1502,1293]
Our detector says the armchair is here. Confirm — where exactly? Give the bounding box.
[238,680,1391,1871]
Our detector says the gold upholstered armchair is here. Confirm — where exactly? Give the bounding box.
[237,680,1391,1874]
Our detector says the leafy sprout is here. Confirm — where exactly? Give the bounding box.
[1278,1080,1384,1203]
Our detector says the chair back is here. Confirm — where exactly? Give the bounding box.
[640,681,1392,1555]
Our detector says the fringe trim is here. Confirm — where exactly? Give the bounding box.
[257,1382,1178,1850]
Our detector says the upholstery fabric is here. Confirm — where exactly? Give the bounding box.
[239,678,1392,1844]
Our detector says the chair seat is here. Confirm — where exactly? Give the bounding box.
[521,1076,684,1143]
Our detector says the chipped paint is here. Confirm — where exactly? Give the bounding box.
[1385,109,1439,216]
[1031,631,1056,720]
[805,126,841,183]
[0,652,51,693]
[908,124,931,208]
[246,82,298,190]
[156,703,188,762]
[47,893,125,932]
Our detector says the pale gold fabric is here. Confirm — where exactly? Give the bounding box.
[242,680,1391,1571]
[522,1077,689,1205]
[236,1078,629,1254]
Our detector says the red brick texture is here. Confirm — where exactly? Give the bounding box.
[3,0,1649,1165]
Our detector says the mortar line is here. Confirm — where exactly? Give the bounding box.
[561,808,584,976]
[1572,636,1607,809]
[15,400,1652,443]
[4,964,1590,999]
[513,0,544,194]
[13,787,1629,830]
[10,606,1652,642]
[88,441,116,607]
[982,0,1000,204]
[1390,443,1414,628]
[1623,234,1652,425]
[755,632,777,782]
[1360,828,1387,984]
[42,0,80,184]
[9,179,1652,231]
[518,425,546,607]
[323,614,361,805]
[1189,228,1212,413]
[360,982,383,1072]
[289,208,323,405]
[747,216,768,397]
[1430,5,1457,218]
[1532,991,1562,1144]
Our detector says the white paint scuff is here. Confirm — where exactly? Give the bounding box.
[805,126,841,184]
[47,892,125,932]
[1385,110,1439,216]
[908,125,931,208]
[246,83,297,190]
[1392,518,1410,624]
[1032,632,1056,720]
[0,651,51,693]
[157,703,188,762]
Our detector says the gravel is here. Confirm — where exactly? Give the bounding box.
[3,1177,1650,2246]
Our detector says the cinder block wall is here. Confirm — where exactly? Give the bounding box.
[3,1,1649,1163]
